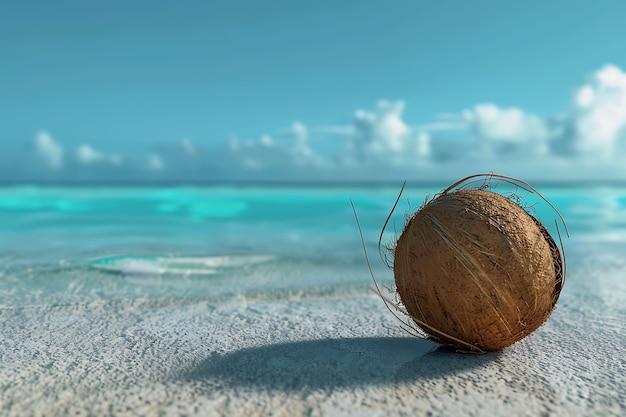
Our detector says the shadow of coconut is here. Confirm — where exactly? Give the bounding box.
[394,345,505,380]
[183,337,502,393]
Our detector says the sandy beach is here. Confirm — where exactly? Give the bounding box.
[2,250,625,417]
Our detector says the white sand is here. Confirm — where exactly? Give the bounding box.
[1,259,625,417]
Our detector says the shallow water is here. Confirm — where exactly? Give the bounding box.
[1,183,623,255]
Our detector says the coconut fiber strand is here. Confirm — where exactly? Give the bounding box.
[394,188,563,352]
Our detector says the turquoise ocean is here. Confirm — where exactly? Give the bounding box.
[0,182,624,299]
[1,182,625,416]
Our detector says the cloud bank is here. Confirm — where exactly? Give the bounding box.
[15,64,626,182]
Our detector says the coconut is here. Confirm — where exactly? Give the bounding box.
[393,187,564,352]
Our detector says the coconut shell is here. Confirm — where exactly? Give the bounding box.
[393,189,563,351]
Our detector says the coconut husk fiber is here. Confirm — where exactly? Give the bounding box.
[393,187,564,352]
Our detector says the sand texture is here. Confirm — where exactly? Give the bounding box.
[1,250,625,417]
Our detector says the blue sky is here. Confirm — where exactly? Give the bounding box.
[2,0,626,181]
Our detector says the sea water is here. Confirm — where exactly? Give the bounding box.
[1,182,625,416]
[0,182,624,304]
[0,184,408,307]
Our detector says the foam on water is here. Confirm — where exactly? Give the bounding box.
[87,254,277,276]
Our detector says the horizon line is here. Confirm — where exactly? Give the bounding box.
[0,178,625,188]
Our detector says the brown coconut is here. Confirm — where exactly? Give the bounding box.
[393,188,563,352]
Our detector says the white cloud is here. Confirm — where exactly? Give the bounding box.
[179,138,197,156]
[338,100,435,168]
[259,134,273,147]
[76,144,122,166]
[416,132,430,159]
[462,104,551,157]
[224,136,275,170]
[220,122,326,176]
[76,145,99,164]
[146,154,164,171]
[284,121,324,166]
[353,100,410,156]
[465,104,550,144]
[566,64,626,157]
[34,131,64,169]
[207,68,626,180]
[576,85,595,107]
[456,64,626,164]
[414,120,468,131]
[19,64,626,182]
